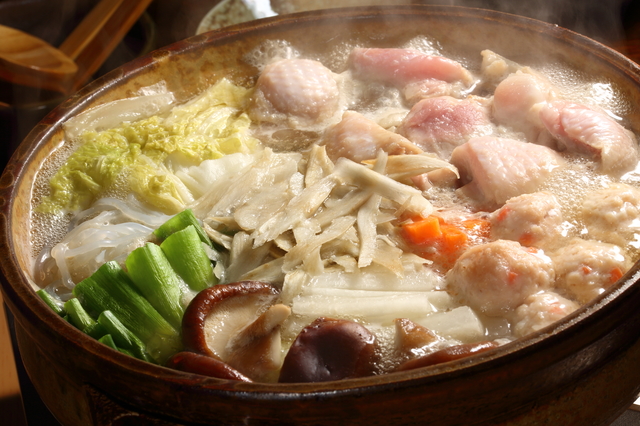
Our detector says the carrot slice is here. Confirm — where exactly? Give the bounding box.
[439,224,468,254]
[402,216,442,245]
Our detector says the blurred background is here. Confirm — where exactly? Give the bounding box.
[0,0,639,424]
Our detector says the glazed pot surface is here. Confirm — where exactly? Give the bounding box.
[2,5,640,425]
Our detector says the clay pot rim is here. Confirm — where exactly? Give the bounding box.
[2,4,640,396]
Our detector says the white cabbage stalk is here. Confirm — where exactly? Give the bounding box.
[64,89,175,140]
[305,263,441,292]
[193,149,300,218]
[175,152,255,200]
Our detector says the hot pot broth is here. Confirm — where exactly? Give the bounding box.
[30,36,640,383]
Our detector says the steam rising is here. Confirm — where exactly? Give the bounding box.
[421,1,627,44]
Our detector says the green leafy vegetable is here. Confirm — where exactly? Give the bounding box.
[39,78,260,215]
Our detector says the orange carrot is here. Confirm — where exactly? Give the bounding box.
[439,223,468,254]
[402,216,442,245]
[402,216,470,253]
[518,232,536,247]
[496,206,511,222]
[609,267,624,284]
[460,218,491,240]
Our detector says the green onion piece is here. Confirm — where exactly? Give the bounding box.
[36,289,66,316]
[125,243,185,330]
[98,334,118,351]
[117,347,135,358]
[83,322,108,340]
[73,261,181,363]
[97,310,155,363]
[153,208,211,246]
[64,298,97,332]
[160,225,217,292]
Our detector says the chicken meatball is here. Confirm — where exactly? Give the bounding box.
[489,191,564,251]
[552,238,631,304]
[446,240,555,316]
[581,183,640,247]
[511,291,579,338]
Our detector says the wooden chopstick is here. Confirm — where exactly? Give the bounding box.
[59,0,155,93]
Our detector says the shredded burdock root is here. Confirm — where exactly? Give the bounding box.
[202,146,454,282]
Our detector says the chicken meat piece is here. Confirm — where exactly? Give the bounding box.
[511,291,579,338]
[322,111,422,163]
[489,191,564,251]
[249,58,341,128]
[398,96,494,160]
[480,49,525,87]
[552,238,631,304]
[446,239,555,316]
[349,48,474,88]
[539,101,639,175]
[492,70,556,146]
[402,78,470,104]
[450,136,564,208]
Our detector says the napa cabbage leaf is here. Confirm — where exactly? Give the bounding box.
[39,79,260,215]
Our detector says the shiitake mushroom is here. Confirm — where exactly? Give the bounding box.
[166,351,252,382]
[396,340,499,371]
[176,281,497,382]
[278,317,379,383]
[180,281,289,382]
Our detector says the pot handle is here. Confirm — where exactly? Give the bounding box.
[85,384,182,426]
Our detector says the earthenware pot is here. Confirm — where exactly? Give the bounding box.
[2,6,640,425]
